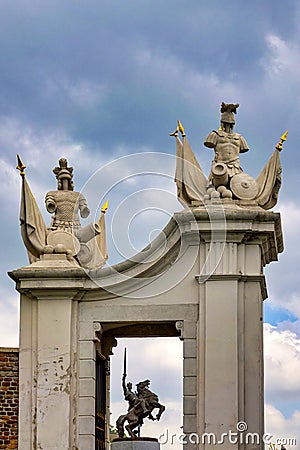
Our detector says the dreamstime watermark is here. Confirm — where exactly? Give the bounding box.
[158,422,297,446]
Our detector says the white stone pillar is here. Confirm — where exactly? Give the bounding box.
[191,208,283,450]
[9,255,85,450]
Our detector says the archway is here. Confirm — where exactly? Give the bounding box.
[109,337,183,447]
[94,322,183,448]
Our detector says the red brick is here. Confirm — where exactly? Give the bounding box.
[0,350,18,448]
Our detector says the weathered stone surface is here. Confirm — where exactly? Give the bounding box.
[111,438,160,450]
[9,207,283,449]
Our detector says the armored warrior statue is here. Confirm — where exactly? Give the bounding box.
[122,374,149,415]
[16,155,108,269]
[45,158,90,233]
[116,349,165,439]
[171,102,287,207]
[204,102,249,179]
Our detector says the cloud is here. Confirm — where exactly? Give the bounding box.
[265,404,300,445]
[264,33,300,78]
[64,79,108,110]
[0,287,19,347]
[265,201,300,319]
[110,338,182,402]
[1,0,296,153]
[0,2,300,444]
[264,324,300,405]
[0,115,113,191]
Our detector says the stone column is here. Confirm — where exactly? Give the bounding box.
[9,255,86,450]
[189,208,283,450]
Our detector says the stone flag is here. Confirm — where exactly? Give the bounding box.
[83,211,108,270]
[256,149,282,210]
[19,174,47,263]
[175,135,207,206]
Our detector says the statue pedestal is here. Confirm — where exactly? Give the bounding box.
[111,437,160,450]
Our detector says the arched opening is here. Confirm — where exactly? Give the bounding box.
[110,337,183,448]
[95,323,183,449]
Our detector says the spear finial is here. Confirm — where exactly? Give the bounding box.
[169,125,179,137]
[177,119,186,137]
[101,199,109,214]
[276,130,288,152]
[16,154,26,176]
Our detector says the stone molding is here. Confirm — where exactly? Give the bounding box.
[196,274,268,299]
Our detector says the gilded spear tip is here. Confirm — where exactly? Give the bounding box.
[169,119,186,137]
[177,119,186,137]
[276,130,288,152]
[101,199,109,213]
[16,154,26,175]
[169,125,179,137]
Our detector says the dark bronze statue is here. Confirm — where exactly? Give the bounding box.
[116,349,165,438]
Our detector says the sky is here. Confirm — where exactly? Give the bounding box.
[0,0,300,447]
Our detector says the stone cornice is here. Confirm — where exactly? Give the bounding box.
[9,207,282,300]
[195,274,268,300]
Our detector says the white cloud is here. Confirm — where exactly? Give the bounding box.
[0,116,115,208]
[277,320,300,337]
[0,115,82,169]
[280,201,300,239]
[264,323,300,397]
[140,338,182,372]
[265,201,300,319]
[279,295,300,322]
[264,34,300,78]
[134,47,242,109]
[44,76,108,109]
[258,32,300,127]
[265,404,300,446]
[0,288,19,347]
[0,157,21,210]
[68,80,108,109]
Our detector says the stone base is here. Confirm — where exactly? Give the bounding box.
[111,437,160,450]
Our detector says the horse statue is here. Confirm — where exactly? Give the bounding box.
[116,376,165,438]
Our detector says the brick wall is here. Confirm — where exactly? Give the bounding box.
[0,348,19,450]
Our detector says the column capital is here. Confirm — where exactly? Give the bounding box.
[8,254,87,299]
[176,207,283,266]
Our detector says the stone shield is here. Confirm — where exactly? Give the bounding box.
[230,173,258,200]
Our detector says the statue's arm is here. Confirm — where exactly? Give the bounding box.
[204,131,218,149]
[239,135,249,153]
[45,192,56,214]
[78,193,90,218]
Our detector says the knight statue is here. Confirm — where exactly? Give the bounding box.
[205,103,249,176]
[171,102,287,208]
[17,155,108,270]
[45,157,90,233]
[115,349,165,439]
